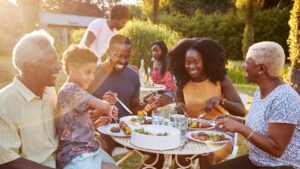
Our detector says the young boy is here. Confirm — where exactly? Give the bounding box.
[56,45,118,169]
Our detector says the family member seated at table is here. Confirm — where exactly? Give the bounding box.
[88,34,143,154]
[0,30,61,169]
[210,41,300,169]
[80,5,131,64]
[143,40,176,109]
[169,38,246,169]
[56,45,119,169]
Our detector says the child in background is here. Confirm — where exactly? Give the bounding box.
[56,45,119,169]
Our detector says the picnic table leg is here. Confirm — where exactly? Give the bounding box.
[134,150,159,169]
[116,150,134,166]
[174,154,199,169]
[162,154,172,169]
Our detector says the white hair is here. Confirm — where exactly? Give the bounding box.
[246,41,285,77]
[12,29,55,73]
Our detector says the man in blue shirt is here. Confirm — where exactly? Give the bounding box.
[89,34,141,119]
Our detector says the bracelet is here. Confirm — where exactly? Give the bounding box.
[241,118,245,124]
[221,98,226,105]
[247,130,255,140]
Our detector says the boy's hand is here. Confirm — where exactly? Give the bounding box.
[103,91,117,105]
[94,116,112,128]
[107,105,118,120]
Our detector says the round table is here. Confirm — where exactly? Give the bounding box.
[112,136,227,169]
[140,84,166,92]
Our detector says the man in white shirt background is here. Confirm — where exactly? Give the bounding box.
[80,5,131,65]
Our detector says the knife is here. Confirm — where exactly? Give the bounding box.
[116,97,134,115]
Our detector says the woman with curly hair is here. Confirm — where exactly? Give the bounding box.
[169,38,246,168]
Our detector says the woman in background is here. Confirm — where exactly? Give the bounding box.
[144,40,176,109]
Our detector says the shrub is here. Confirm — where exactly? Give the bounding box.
[70,28,86,44]
[254,7,290,60]
[119,19,182,69]
[159,11,244,60]
[159,8,291,61]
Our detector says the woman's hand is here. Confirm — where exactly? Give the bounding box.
[175,102,186,115]
[103,91,117,105]
[145,93,156,104]
[205,96,222,113]
[150,94,173,109]
[216,117,244,133]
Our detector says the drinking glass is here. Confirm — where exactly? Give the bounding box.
[173,115,188,146]
[151,110,164,125]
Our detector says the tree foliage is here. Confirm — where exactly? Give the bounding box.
[169,0,233,15]
[42,0,106,17]
[119,20,181,68]
[140,0,169,22]
[17,0,40,33]
[287,0,300,94]
[235,0,264,58]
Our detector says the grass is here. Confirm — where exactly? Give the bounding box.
[0,55,251,168]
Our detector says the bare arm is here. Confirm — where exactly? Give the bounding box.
[220,76,246,117]
[0,158,54,169]
[83,31,96,47]
[175,87,186,115]
[217,118,296,157]
[240,123,295,157]
[87,98,113,118]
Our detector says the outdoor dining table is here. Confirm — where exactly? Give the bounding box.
[111,134,227,169]
[140,84,166,92]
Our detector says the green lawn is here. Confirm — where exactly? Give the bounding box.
[0,55,250,168]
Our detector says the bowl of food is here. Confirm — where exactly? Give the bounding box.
[130,125,181,150]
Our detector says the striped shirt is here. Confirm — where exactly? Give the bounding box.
[0,77,58,168]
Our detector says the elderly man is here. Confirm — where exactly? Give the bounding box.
[0,30,61,169]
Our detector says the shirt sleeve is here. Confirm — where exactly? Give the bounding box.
[132,75,141,101]
[268,92,300,124]
[87,19,102,38]
[66,84,94,114]
[0,109,21,165]
[163,71,176,92]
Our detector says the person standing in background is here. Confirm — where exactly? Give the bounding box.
[80,5,131,64]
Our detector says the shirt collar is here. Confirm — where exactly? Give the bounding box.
[12,77,49,102]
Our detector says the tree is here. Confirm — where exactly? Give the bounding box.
[140,0,169,23]
[235,0,264,58]
[42,0,106,17]
[169,0,233,16]
[287,0,300,94]
[17,0,40,33]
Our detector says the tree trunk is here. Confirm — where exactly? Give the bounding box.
[291,63,300,94]
[17,0,40,33]
[153,0,159,24]
[288,0,300,95]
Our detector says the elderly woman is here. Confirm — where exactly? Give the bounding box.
[210,41,300,169]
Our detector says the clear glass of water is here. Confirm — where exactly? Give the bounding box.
[151,110,164,125]
[173,115,188,146]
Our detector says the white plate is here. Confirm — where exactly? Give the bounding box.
[186,130,231,144]
[188,118,216,130]
[140,84,166,91]
[97,123,130,137]
[120,115,151,127]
